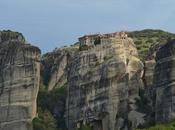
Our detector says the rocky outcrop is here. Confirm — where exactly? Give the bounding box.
[154,39,175,122]
[2,29,175,130]
[0,30,25,43]
[66,34,144,130]
[41,45,78,91]
[143,60,156,88]
[0,31,41,130]
[139,60,156,125]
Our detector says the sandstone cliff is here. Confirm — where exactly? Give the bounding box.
[0,31,41,130]
[66,34,145,130]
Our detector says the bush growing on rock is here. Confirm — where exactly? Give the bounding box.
[34,84,67,130]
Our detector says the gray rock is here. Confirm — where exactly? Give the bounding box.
[66,34,144,130]
[154,39,175,122]
[41,46,78,91]
[0,31,41,130]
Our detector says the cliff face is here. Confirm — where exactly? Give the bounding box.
[2,29,175,130]
[41,46,78,91]
[154,39,175,122]
[0,31,41,130]
[37,30,175,130]
[66,35,144,130]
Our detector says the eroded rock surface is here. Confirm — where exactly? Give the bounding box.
[143,60,156,88]
[139,60,156,126]
[0,31,41,130]
[154,39,175,122]
[66,33,144,130]
[41,45,78,91]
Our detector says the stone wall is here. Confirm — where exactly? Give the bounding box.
[79,32,128,47]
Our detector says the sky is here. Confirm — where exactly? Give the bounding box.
[0,0,175,53]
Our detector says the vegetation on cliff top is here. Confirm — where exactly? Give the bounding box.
[128,29,175,60]
[0,30,25,43]
[78,29,175,60]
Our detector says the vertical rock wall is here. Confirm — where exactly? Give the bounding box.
[154,40,175,122]
[41,46,78,91]
[66,37,144,130]
[0,32,41,130]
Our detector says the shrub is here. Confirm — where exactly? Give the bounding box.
[33,117,46,130]
[94,37,101,46]
[133,120,175,130]
[75,124,92,130]
[103,55,113,61]
[95,61,100,66]
[33,109,58,130]
[79,45,89,51]
[36,84,67,130]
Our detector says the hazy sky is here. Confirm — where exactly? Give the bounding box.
[0,0,175,53]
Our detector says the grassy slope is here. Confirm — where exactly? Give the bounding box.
[128,29,175,60]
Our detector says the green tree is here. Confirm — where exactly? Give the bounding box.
[33,109,58,130]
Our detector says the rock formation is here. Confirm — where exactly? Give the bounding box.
[41,45,78,91]
[0,31,41,130]
[66,32,144,130]
[154,39,175,122]
[2,29,175,130]
[143,60,156,88]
